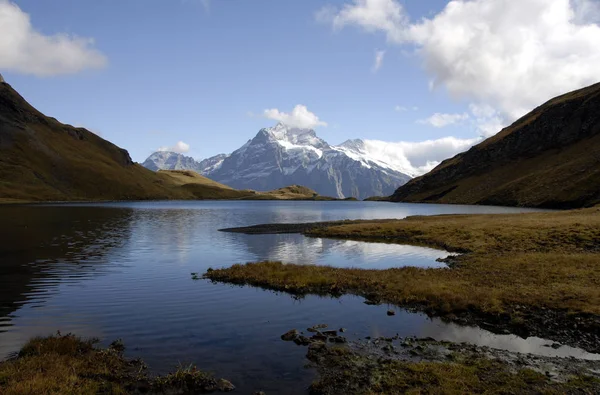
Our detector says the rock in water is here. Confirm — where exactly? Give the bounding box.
[217,378,235,392]
[281,329,299,341]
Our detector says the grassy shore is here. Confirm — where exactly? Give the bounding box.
[206,207,600,350]
[0,333,234,394]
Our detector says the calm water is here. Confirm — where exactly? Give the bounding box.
[0,201,596,393]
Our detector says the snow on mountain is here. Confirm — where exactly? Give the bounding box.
[142,152,229,174]
[333,139,421,178]
[142,151,204,172]
[142,123,413,199]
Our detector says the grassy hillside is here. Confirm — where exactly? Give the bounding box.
[242,185,336,201]
[157,169,235,189]
[391,83,600,208]
[0,82,188,202]
[0,82,335,203]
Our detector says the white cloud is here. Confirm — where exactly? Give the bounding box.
[418,112,469,128]
[468,103,505,137]
[0,0,107,77]
[318,0,600,129]
[362,137,480,176]
[372,50,385,72]
[323,0,409,42]
[263,105,327,129]
[158,141,191,154]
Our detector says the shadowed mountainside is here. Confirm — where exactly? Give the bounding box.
[391,83,600,208]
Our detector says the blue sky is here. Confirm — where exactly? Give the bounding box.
[2,0,599,166]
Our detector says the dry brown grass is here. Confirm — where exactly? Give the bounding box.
[206,208,600,317]
[0,333,232,394]
[156,170,235,189]
[0,335,133,394]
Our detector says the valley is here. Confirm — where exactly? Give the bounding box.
[1,35,600,395]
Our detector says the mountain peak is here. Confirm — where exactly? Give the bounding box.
[339,139,365,152]
[268,122,316,138]
[253,123,328,150]
[142,123,412,199]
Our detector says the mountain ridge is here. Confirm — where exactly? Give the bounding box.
[0,82,336,203]
[0,80,182,202]
[390,82,600,209]
[143,123,412,199]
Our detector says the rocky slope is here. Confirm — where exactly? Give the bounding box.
[144,123,411,199]
[143,152,228,174]
[143,151,203,172]
[391,83,600,208]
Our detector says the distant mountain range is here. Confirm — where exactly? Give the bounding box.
[143,123,412,199]
[4,72,597,208]
[0,80,332,203]
[391,82,600,209]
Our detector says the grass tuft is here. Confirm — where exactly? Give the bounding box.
[0,333,233,394]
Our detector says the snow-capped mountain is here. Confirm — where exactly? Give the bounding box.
[142,152,228,173]
[142,151,202,172]
[143,123,412,199]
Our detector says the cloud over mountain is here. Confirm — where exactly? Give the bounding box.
[263,105,327,129]
[158,141,191,154]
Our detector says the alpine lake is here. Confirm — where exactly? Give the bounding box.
[1,201,598,393]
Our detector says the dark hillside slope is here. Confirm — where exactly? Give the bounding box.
[391,83,600,208]
[0,81,188,202]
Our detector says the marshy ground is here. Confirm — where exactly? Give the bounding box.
[303,336,600,394]
[208,207,600,392]
[213,207,600,353]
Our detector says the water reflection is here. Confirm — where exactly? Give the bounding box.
[0,206,136,356]
[1,201,589,394]
[232,233,449,268]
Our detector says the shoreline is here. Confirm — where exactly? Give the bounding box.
[207,207,600,353]
[300,332,600,394]
[0,333,235,394]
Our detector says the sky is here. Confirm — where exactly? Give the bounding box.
[1,0,599,173]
